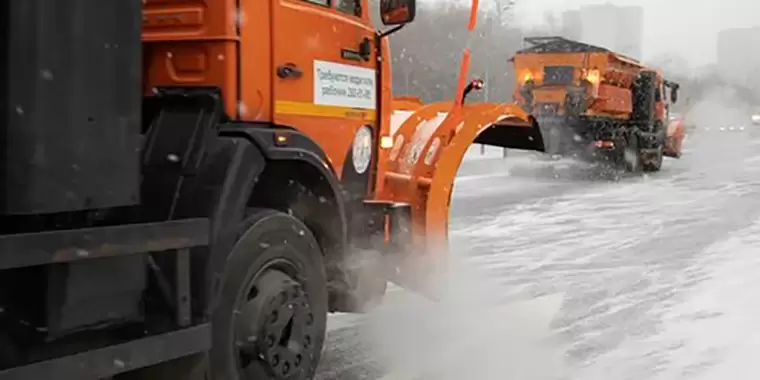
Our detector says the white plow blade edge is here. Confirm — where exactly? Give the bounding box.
[377,292,567,380]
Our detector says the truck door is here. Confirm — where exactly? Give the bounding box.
[271,0,378,178]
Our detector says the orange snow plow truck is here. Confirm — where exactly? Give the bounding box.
[511,36,685,172]
[0,0,541,379]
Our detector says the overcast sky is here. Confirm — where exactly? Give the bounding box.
[508,0,760,66]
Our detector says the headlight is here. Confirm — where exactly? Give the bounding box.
[752,114,760,124]
[352,126,373,174]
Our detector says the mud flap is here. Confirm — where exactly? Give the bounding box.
[664,119,685,158]
[377,101,545,298]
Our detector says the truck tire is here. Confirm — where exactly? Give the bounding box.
[642,145,663,172]
[642,126,665,172]
[209,208,328,380]
[115,209,327,380]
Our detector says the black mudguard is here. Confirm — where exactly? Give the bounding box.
[219,125,349,243]
[189,127,349,317]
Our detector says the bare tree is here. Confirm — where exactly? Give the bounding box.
[369,0,533,103]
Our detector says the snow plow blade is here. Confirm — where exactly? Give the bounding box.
[664,118,686,158]
[377,99,544,298]
[475,115,545,151]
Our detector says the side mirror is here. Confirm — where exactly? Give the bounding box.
[380,0,416,26]
[469,78,484,91]
[461,78,484,105]
[671,88,678,103]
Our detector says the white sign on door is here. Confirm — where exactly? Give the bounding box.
[313,60,376,110]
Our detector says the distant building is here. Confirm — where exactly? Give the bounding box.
[717,27,760,87]
[561,10,581,41]
[559,4,643,60]
[615,6,643,59]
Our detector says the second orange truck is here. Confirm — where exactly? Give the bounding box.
[511,36,685,172]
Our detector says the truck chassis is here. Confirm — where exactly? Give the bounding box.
[0,88,355,379]
[0,219,210,379]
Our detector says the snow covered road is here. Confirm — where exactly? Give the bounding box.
[316,128,760,380]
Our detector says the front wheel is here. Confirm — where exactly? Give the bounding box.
[210,209,328,380]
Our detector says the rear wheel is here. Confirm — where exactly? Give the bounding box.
[642,126,665,172]
[210,209,327,380]
[642,145,663,172]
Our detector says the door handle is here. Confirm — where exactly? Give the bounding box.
[342,38,373,62]
[277,63,303,79]
[358,37,371,61]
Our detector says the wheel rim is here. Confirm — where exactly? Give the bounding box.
[234,265,317,380]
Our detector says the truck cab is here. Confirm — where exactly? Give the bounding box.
[143,0,395,199]
[141,0,420,309]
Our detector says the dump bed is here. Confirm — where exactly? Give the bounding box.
[512,37,646,79]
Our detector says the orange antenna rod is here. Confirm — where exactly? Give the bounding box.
[452,0,480,110]
[468,0,480,30]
